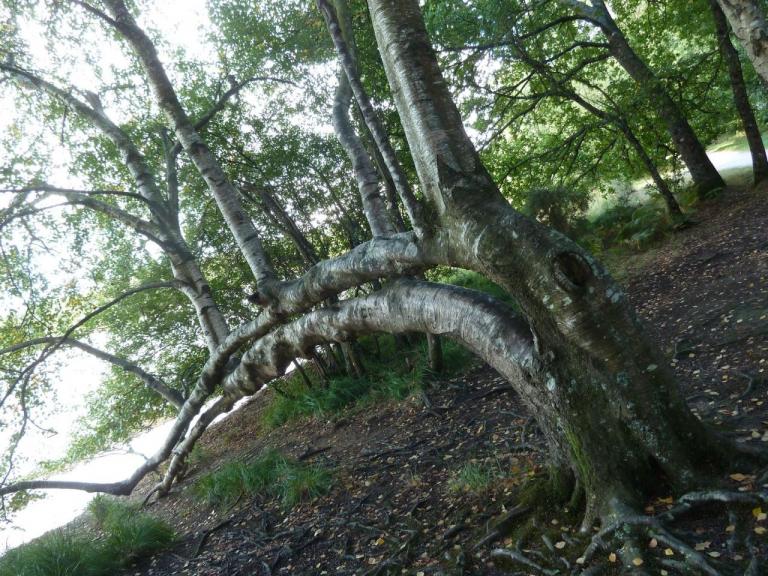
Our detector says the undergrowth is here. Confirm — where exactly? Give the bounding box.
[262,334,474,429]
[0,497,174,576]
[194,449,332,510]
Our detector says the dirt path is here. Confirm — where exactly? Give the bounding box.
[121,186,768,575]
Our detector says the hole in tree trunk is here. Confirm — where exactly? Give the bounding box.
[552,252,592,292]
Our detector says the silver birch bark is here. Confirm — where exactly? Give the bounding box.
[717,0,768,88]
[319,0,426,236]
[0,63,230,350]
[100,0,277,289]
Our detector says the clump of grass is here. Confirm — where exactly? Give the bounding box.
[0,497,174,576]
[0,530,108,576]
[88,496,175,560]
[449,459,506,494]
[195,449,332,510]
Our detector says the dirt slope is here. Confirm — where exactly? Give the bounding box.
[121,185,768,575]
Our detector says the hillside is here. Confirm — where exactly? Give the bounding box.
[99,184,768,576]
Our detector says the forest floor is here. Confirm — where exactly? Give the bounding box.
[119,184,768,575]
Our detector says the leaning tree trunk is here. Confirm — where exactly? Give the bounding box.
[368,0,757,525]
[710,0,768,184]
[568,0,725,196]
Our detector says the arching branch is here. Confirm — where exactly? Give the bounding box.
[0,279,534,499]
[0,337,183,409]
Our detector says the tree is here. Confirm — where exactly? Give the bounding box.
[560,0,726,195]
[0,1,765,573]
[424,0,737,217]
[710,0,768,183]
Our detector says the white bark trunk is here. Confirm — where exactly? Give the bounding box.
[717,0,768,88]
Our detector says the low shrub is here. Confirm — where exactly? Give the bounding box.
[588,201,670,250]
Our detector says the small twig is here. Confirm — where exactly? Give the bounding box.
[462,384,514,404]
[298,446,331,461]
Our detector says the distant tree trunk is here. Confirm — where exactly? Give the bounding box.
[716,0,768,89]
[710,0,768,184]
[341,342,366,378]
[618,121,685,220]
[568,0,725,196]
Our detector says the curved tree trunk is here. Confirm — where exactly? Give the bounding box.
[710,0,768,184]
[156,279,535,492]
[369,0,753,525]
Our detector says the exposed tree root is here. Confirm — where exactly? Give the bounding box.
[486,488,768,576]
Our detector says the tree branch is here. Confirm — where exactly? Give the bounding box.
[0,281,179,411]
[95,0,277,287]
[0,63,170,211]
[0,337,184,409]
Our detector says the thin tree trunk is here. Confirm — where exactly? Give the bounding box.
[0,62,231,351]
[341,342,366,378]
[510,41,684,219]
[294,360,313,389]
[427,333,444,373]
[710,0,768,184]
[245,184,320,265]
[331,69,395,237]
[103,0,277,289]
[319,0,426,235]
[619,121,685,220]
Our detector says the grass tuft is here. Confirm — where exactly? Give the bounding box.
[194,449,332,510]
[0,497,174,576]
[448,459,506,494]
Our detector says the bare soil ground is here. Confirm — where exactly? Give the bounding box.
[120,185,768,575]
